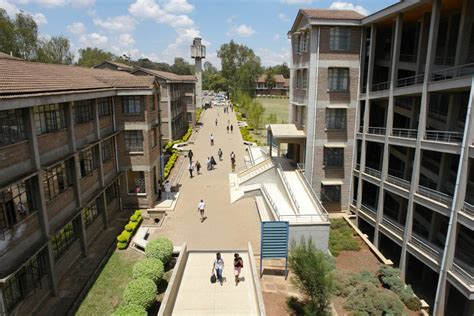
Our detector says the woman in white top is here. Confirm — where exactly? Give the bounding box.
[212,252,224,285]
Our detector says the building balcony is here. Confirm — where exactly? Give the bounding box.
[416,184,453,207]
[386,173,411,191]
[434,56,455,67]
[360,203,377,217]
[431,63,474,82]
[364,166,381,179]
[396,74,424,88]
[424,130,463,143]
[371,81,390,92]
[381,216,404,239]
[392,128,418,139]
[399,54,417,63]
[410,233,442,264]
[367,127,386,135]
[451,262,474,287]
[461,201,474,218]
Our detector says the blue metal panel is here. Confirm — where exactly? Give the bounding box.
[260,221,289,278]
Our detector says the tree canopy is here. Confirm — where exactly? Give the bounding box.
[37,36,74,65]
[77,47,114,67]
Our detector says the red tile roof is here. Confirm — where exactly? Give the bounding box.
[94,60,135,70]
[134,68,196,82]
[301,9,365,20]
[256,74,288,83]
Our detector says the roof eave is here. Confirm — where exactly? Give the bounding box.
[361,0,425,25]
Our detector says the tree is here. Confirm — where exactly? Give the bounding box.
[0,9,16,57]
[203,61,219,90]
[13,11,38,60]
[247,100,265,130]
[264,68,276,89]
[207,74,229,92]
[288,238,334,315]
[77,47,114,67]
[271,62,290,78]
[36,36,74,64]
[170,57,194,75]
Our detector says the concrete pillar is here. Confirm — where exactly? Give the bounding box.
[400,0,442,280]
[45,244,58,296]
[97,143,105,188]
[66,102,76,153]
[289,69,295,123]
[26,108,41,170]
[93,99,100,140]
[455,0,473,65]
[416,13,431,76]
[0,289,6,315]
[101,192,109,229]
[78,215,88,257]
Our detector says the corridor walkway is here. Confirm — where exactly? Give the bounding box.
[151,106,261,253]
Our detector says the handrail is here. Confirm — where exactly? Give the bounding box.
[371,81,390,92]
[397,74,424,87]
[425,130,463,143]
[417,185,453,206]
[434,56,455,66]
[386,173,411,190]
[392,128,417,139]
[368,127,386,135]
[381,217,404,236]
[277,165,300,213]
[364,166,381,179]
[279,214,327,223]
[294,168,329,222]
[237,158,272,178]
[410,234,442,261]
[461,201,474,217]
[261,184,280,218]
[355,163,360,170]
[451,262,474,285]
[431,63,474,82]
[360,204,377,216]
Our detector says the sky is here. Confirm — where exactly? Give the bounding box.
[0,0,398,67]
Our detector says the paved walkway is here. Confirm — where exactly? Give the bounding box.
[151,106,261,252]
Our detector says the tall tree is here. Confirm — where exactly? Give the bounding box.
[170,57,194,75]
[202,61,219,90]
[77,47,114,67]
[13,11,38,60]
[264,68,276,89]
[270,62,290,78]
[36,36,74,64]
[0,9,16,57]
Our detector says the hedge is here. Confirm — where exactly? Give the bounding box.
[196,108,203,122]
[132,258,164,283]
[145,237,173,264]
[163,152,178,180]
[378,265,422,311]
[111,304,147,316]
[343,282,404,315]
[116,210,142,250]
[122,278,157,309]
[239,126,258,143]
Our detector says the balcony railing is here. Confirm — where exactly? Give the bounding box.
[417,185,453,207]
[397,74,424,87]
[382,217,404,236]
[359,125,364,133]
[410,234,442,261]
[431,63,474,82]
[360,203,377,217]
[462,201,474,217]
[364,166,381,179]
[352,198,357,206]
[392,128,418,139]
[425,130,463,143]
[386,173,411,191]
[451,262,474,285]
[399,54,417,63]
[368,127,386,135]
[434,56,455,66]
[371,81,390,92]
[355,163,360,170]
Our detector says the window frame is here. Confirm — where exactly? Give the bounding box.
[329,27,350,51]
[33,104,66,135]
[127,170,146,195]
[51,220,80,261]
[320,185,341,203]
[324,147,344,168]
[325,108,347,130]
[0,178,37,230]
[124,130,144,153]
[79,147,97,178]
[43,162,72,202]
[98,97,112,117]
[105,181,119,205]
[0,109,27,146]
[74,100,93,124]
[122,96,142,114]
[101,138,114,162]
[328,68,349,92]
[83,200,100,228]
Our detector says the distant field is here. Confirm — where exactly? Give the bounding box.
[254,97,289,124]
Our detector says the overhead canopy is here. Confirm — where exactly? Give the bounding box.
[321,180,344,186]
[267,124,306,139]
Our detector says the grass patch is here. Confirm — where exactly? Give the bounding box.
[254,97,289,123]
[329,218,361,256]
[77,251,142,316]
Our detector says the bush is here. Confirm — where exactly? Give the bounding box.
[125,222,138,232]
[404,295,422,311]
[132,258,164,283]
[344,282,404,315]
[182,127,192,141]
[329,219,361,256]
[117,230,131,242]
[333,270,378,298]
[130,214,139,222]
[145,237,173,264]
[111,304,147,316]
[122,278,157,309]
[117,241,128,250]
[378,265,404,293]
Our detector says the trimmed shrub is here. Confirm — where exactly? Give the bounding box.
[333,270,378,298]
[122,278,157,309]
[132,258,164,283]
[134,210,142,216]
[130,214,139,222]
[379,265,404,293]
[400,286,421,311]
[344,282,404,315]
[117,230,131,242]
[145,238,173,264]
[117,241,128,250]
[111,304,147,316]
[124,223,134,232]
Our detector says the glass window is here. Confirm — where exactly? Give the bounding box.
[328,68,349,91]
[150,94,156,112]
[106,181,119,205]
[43,161,73,202]
[98,97,112,117]
[124,130,143,152]
[33,104,66,135]
[325,109,346,130]
[324,148,344,168]
[79,147,98,178]
[330,27,350,51]
[51,220,80,261]
[3,248,48,312]
[151,129,157,148]
[127,170,146,194]
[321,185,341,202]
[0,178,37,230]
[0,109,27,146]
[74,100,93,124]
[83,199,100,228]
[122,96,142,114]
[101,138,114,162]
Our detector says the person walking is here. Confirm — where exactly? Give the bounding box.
[198,199,206,222]
[233,253,244,286]
[195,161,201,175]
[230,151,236,172]
[218,148,223,161]
[210,133,214,146]
[157,179,162,201]
[212,252,224,285]
[207,157,212,171]
[188,149,194,162]
[226,125,229,134]
[211,156,217,169]
[230,124,233,133]
[164,180,172,200]
[215,118,218,126]
[188,161,194,178]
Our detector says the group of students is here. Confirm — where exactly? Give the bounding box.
[212,252,244,286]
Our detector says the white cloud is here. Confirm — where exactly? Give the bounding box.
[70,0,94,7]
[94,15,135,33]
[0,0,18,16]
[280,0,312,4]
[170,14,194,28]
[34,0,66,7]
[278,13,289,22]
[227,24,255,37]
[118,33,135,47]
[226,15,237,24]
[79,32,108,47]
[256,47,290,67]
[67,22,86,34]
[162,0,193,14]
[32,12,47,25]
[329,1,369,16]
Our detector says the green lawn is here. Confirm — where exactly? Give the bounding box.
[254,97,289,124]
[76,250,143,316]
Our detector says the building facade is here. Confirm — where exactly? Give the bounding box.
[132,68,196,142]
[286,9,363,213]
[255,74,289,96]
[0,54,161,315]
[351,0,474,315]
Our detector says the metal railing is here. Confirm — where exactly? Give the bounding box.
[277,165,300,213]
[434,56,455,66]
[462,201,474,217]
[417,185,453,206]
[296,163,305,172]
[397,74,424,87]
[279,214,327,223]
[359,125,364,133]
[431,63,474,82]
[392,128,418,139]
[386,174,411,191]
[368,127,386,135]
[360,204,377,216]
[425,130,463,143]
[411,234,442,261]
[237,158,273,184]
[352,198,357,206]
[364,166,381,179]
[451,262,474,285]
[399,54,417,63]
[295,167,329,222]
[382,217,404,236]
[371,81,390,92]
[355,163,360,170]
[261,184,280,218]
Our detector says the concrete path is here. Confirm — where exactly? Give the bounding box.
[172,252,259,316]
[151,106,261,252]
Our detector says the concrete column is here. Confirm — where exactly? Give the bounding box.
[455,0,473,65]
[66,102,76,153]
[416,13,431,76]
[93,99,100,140]
[400,0,442,280]
[26,108,41,170]
[78,215,88,257]
[73,154,83,208]
[289,68,295,123]
[0,289,6,315]
[45,244,58,296]
[101,192,109,229]
[97,143,105,188]
[111,97,117,132]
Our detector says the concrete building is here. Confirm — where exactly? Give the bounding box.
[0,54,161,314]
[255,74,289,96]
[281,9,364,213]
[132,68,196,142]
[351,0,474,315]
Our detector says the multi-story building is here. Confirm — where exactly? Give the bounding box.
[255,74,289,96]
[0,53,161,315]
[132,68,196,142]
[351,0,474,315]
[283,9,364,213]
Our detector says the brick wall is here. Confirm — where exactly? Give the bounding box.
[319,26,362,56]
[47,187,75,224]
[80,170,100,203]
[99,116,113,136]
[38,131,69,159]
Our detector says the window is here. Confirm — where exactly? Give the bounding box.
[150,94,156,112]
[297,32,309,54]
[43,162,73,201]
[151,128,157,148]
[101,138,114,162]
[302,69,308,89]
[330,27,350,51]
[122,96,142,114]
[79,147,98,178]
[74,100,93,124]
[325,109,346,130]
[0,109,27,146]
[187,112,193,122]
[0,179,36,231]
[34,104,66,135]
[98,97,112,117]
[106,181,119,204]
[124,130,144,152]
[51,220,80,261]
[324,148,344,168]
[328,68,349,91]
[3,249,48,312]
[127,170,146,194]
[321,185,341,202]
[83,200,100,227]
